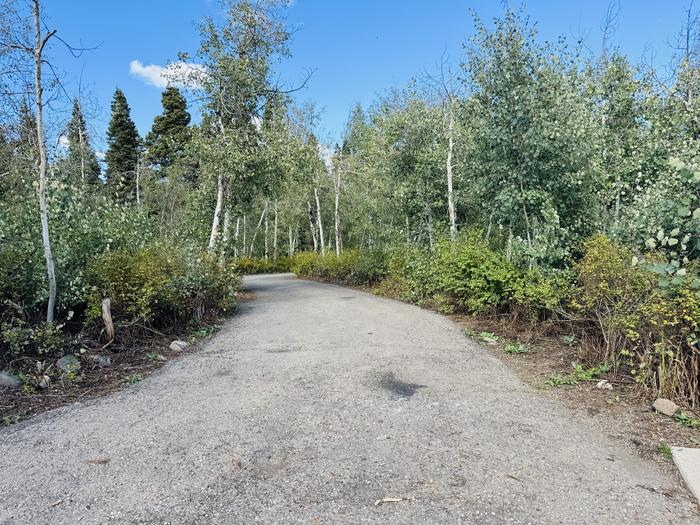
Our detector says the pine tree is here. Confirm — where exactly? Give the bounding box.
[105,88,139,201]
[341,102,367,155]
[145,87,191,169]
[65,98,101,185]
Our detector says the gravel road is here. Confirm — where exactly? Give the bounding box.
[0,273,697,524]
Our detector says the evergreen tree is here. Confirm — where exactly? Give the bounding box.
[341,102,367,155]
[0,126,15,197]
[145,87,191,169]
[105,88,139,201]
[64,98,101,185]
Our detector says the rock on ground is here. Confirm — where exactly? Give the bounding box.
[0,274,697,524]
[0,371,21,390]
[169,340,189,352]
[653,398,680,417]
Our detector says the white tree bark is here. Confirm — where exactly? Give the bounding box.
[264,214,269,261]
[221,210,230,252]
[314,187,325,256]
[446,107,457,240]
[288,224,294,256]
[242,214,247,256]
[208,173,224,250]
[77,101,86,184]
[135,154,141,206]
[273,201,278,260]
[233,216,240,258]
[333,166,342,257]
[307,200,318,252]
[249,201,268,257]
[33,0,57,324]
[208,116,228,251]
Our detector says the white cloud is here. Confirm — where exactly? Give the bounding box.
[58,135,70,148]
[129,60,206,89]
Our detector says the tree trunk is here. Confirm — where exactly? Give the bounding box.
[314,187,325,256]
[77,103,86,184]
[209,116,228,251]
[208,173,224,250]
[485,210,495,240]
[233,217,240,258]
[242,214,247,256]
[264,215,269,261]
[446,108,457,240]
[273,201,278,260]
[135,153,140,206]
[334,171,342,257]
[221,210,230,259]
[250,201,268,257]
[101,298,114,341]
[288,224,294,256]
[307,200,318,252]
[33,0,57,324]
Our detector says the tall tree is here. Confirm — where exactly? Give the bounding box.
[145,86,191,169]
[464,10,599,266]
[31,0,57,323]
[65,97,100,184]
[181,0,291,251]
[105,88,139,201]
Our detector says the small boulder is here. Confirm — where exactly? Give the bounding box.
[88,355,111,368]
[56,355,81,373]
[596,380,613,390]
[0,371,22,390]
[652,398,679,417]
[169,340,189,352]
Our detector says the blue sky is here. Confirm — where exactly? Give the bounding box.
[47,1,691,149]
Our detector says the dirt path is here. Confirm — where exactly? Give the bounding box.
[0,274,697,524]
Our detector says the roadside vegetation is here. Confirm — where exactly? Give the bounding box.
[3,0,700,422]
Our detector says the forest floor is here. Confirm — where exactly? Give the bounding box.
[0,273,698,523]
[453,313,700,465]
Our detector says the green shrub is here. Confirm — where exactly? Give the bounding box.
[384,245,437,303]
[0,319,65,359]
[290,250,387,286]
[431,237,519,314]
[236,256,294,274]
[171,254,240,323]
[571,234,700,405]
[85,245,240,330]
[511,268,572,320]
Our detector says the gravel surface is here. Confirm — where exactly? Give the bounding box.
[1,273,698,524]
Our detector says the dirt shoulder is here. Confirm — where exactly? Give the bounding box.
[0,290,256,426]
